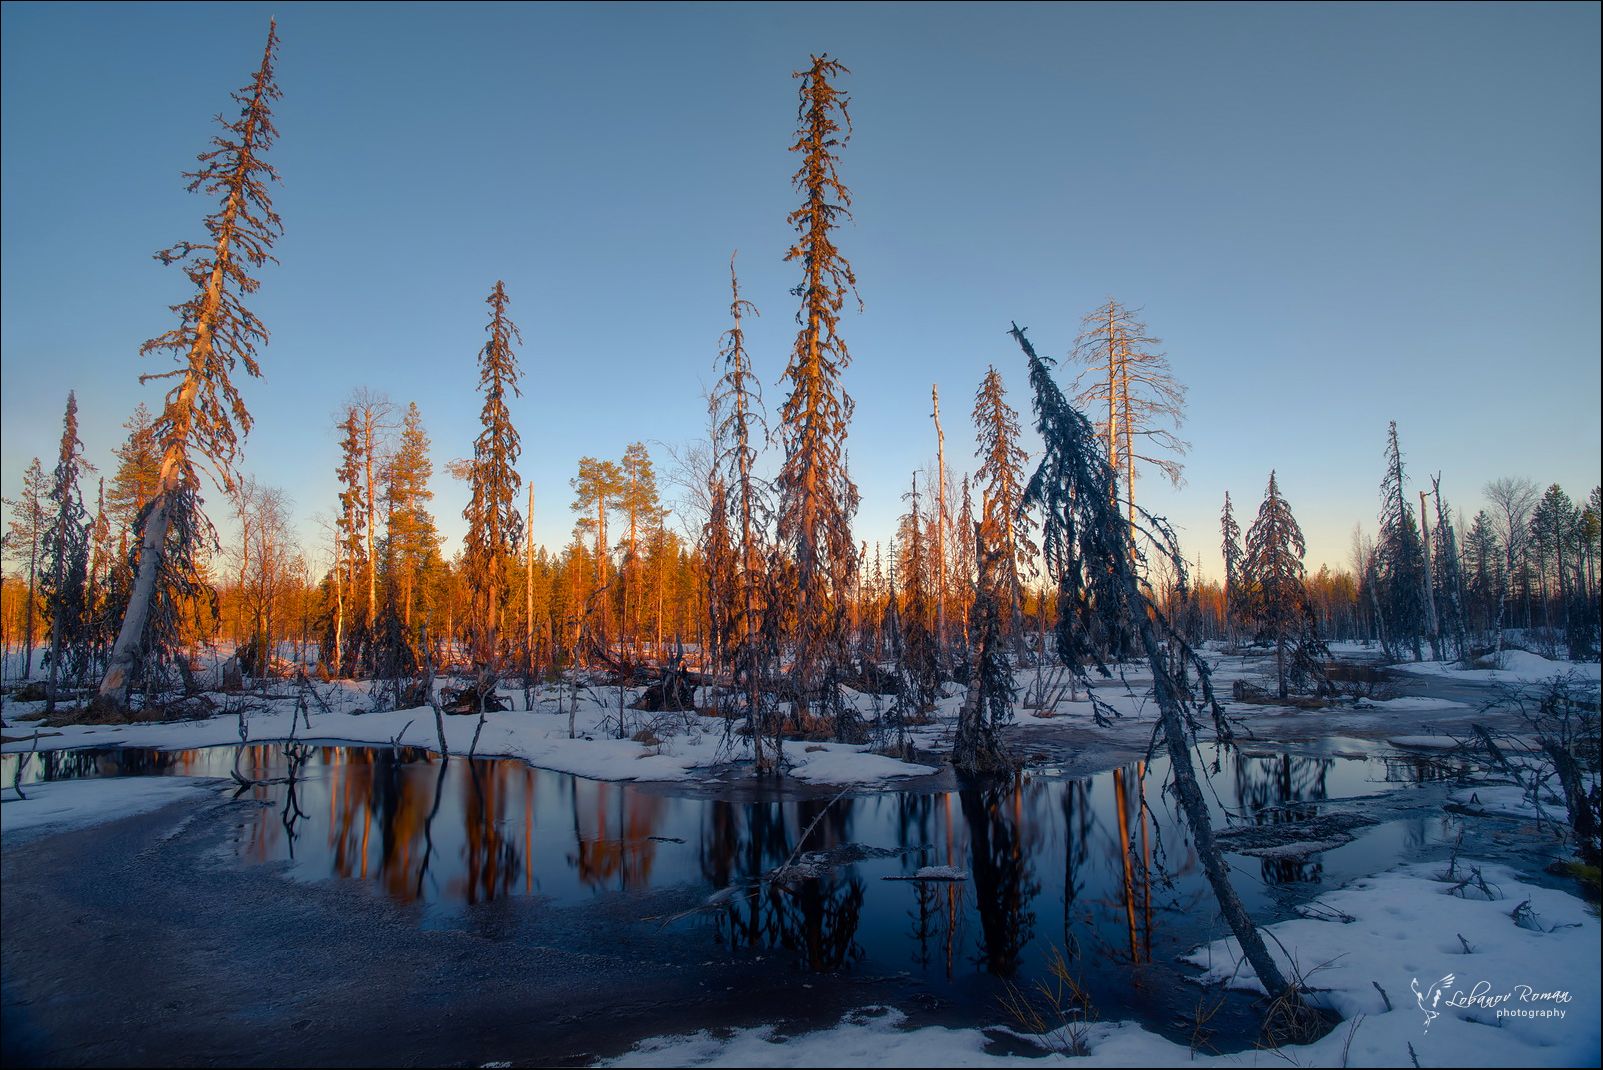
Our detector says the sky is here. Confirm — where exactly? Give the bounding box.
[2,1,1599,580]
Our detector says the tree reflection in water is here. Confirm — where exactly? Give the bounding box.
[1231,753,1333,884]
[9,740,1455,1036]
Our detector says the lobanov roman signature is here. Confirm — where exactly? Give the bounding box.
[1412,975,1574,1030]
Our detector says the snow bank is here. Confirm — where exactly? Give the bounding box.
[1,777,219,837]
[0,686,938,789]
[1393,652,1601,686]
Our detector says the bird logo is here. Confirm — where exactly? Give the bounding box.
[1411,974,1455,1031]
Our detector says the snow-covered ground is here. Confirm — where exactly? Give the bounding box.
[607,862,1600,1067]
[1,776,220,836]
[1390,649,1601,686]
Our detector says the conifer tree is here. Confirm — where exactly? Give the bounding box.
[571,457,622,650]
[41,394,93,711]
[332,405,367,675]
[971,365,1036,644]
[619,442,661,650]
[97,23,283,711]
[710,254,773,766]
[2,458,47,678]
[1242,471,1308,699]
[1463,510,1502,634]
[106,403,162,536]
[385,402,441,635]
[1376,422,1428,660]
[776,54,861,736]
[1428,476,1468,662]
[895,474,940,724]
[1220,491,1245,640]
[463,281,524,661]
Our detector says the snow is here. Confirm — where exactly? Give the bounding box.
[1447,784,1566,820]
[1391,651,1601,686]
[1,776,219,837]
[1367,696,1468,711]
[609,862,1600,1068]
[0,683,937,789]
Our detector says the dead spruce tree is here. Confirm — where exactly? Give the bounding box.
[95,22,283,714]
[1220,491,1245,643]
[776,54,861,739]
[710,253,776,769]
[1011,322,1305,1020]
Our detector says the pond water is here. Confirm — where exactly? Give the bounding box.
[2,740,1465,1047]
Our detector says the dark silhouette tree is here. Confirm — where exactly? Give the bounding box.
[1242,471,1308,699]
[1376,422,1428,661]
[42,394,93,711]
[1220,491,1245,641]
[1011,321,1303,1018]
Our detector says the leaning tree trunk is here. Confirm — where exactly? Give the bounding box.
[1128,581,1295,1003]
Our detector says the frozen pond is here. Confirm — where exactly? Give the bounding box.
[2,738,1470,1051]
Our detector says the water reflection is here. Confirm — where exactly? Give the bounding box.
[3,741,1454,1038]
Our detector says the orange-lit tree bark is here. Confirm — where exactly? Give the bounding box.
[1071,300,1187,528]
[571,457,622,653]
[96,23,283,712]
[463,282,525,665]
[776,54,861,737]
[2,458,47,679]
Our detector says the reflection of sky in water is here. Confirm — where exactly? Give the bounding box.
[3,743,1462,1041]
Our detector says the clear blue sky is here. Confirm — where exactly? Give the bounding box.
[3,1,1598,579]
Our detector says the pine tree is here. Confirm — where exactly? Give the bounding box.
[385,402,441,635]
[42,393,93,711]
[2,458,47,678]
[463,281,524,662]
[1376,422,1428,661]
[570,457,622,650]
[776,54,861,737]
[106,403,162,536]
[1220,491,1245,641]
[619,442,661,652]
[1242,471,1309,699]
[97,22,283,711]
[1463,510,1502,635]
[971,365,1037,645]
